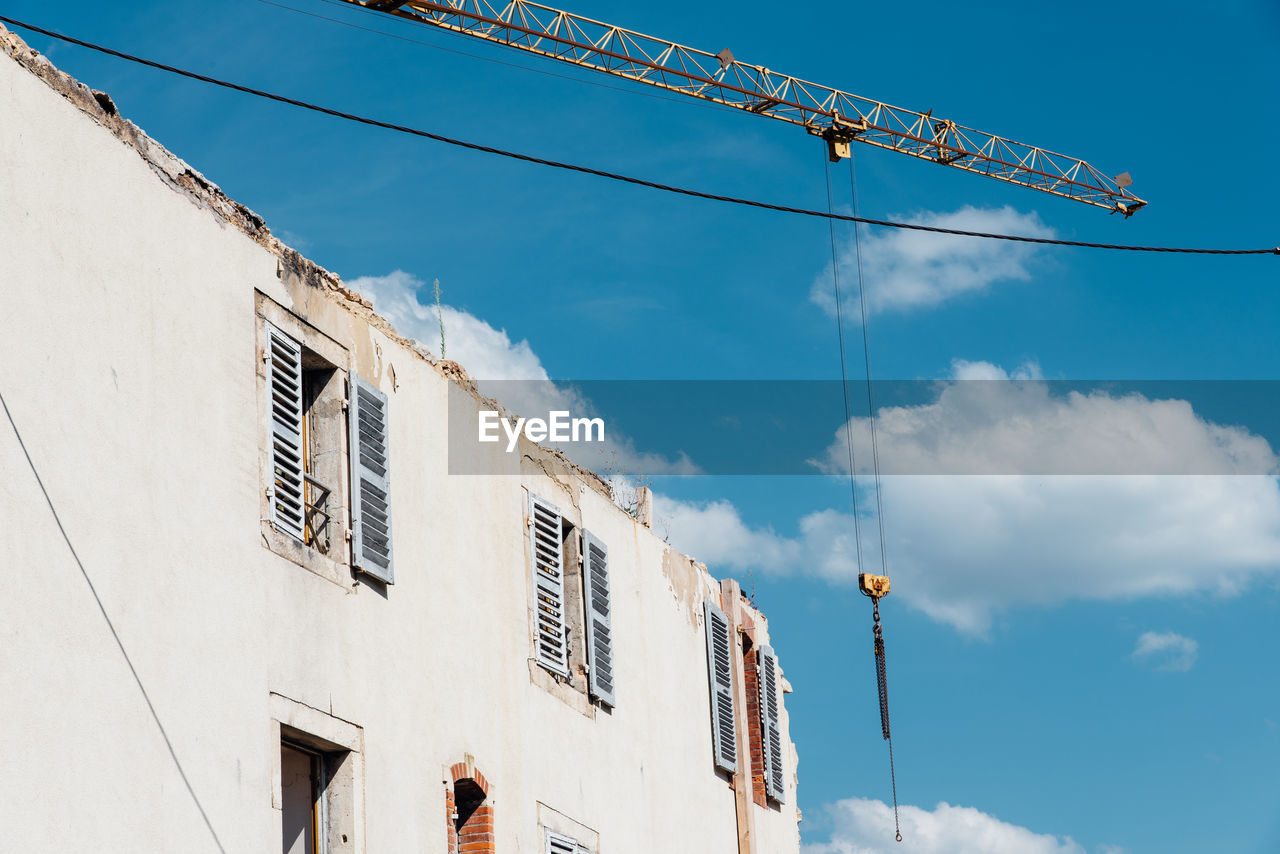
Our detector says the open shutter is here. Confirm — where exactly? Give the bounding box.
[529,495,569,676]
[265,322,305,542]
[545,830,578,854]
[348,375,393,583]
[704,598,738,774]
[758,645,785,802]
[581,530,616,707]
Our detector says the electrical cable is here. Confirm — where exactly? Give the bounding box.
[0,389,227,853]
[2,14,1277,256]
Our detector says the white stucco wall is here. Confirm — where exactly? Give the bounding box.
[0,30,800,854]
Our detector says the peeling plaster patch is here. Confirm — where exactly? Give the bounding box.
[661,549,708,628]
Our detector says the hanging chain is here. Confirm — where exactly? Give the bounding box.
[871,597,902,843]
[873,599,890,738]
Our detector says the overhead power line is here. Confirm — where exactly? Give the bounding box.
[2,15,1276,256]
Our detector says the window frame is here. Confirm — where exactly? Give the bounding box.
[544,828,593,854]
[271,692,364,854]
[256,294,353,587]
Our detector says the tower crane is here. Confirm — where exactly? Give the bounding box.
[335,0,1145,214]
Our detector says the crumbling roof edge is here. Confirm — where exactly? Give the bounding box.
[1,23,607,480]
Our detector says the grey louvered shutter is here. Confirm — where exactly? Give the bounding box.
[529,495,569,676]
[704,598,738,774]
[348,375,393,583]
[545,830,577,854]
[265,322,305,542]
[758,645,785,802]
[581,531,616,707]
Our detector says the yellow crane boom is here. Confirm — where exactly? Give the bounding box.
[337,0,1145,214]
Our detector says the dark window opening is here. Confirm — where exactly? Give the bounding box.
[452,777,494,854]
[281,741,326,854]
[300,357,338,554]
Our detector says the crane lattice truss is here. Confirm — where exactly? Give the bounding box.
[345,0,1145,214]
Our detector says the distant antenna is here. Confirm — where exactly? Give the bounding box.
[433,277,446,358]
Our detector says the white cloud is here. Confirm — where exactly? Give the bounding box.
[1132,631,1198,672]
[817,360,1277,476]
[652,496,802,570]
[656,361,1280,634]
[810,206,1054,314]
[802,798,1089,854]
[348,270,549,382]
[346,271,696,475]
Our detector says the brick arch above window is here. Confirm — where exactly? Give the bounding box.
[446,756,495,854]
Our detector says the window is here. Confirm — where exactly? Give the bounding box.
[703,598,738,775]
[271,693,362,854]
[347,375,393,583]
[527,495,617,706]
[281,741,327,854]
[706,596,787,802]
[756,645,785,802]
[446,759,494,854]
[528,494,572,677]
[260,305,394,585]
[745,642,785,804]
[537,805,597,854]
[266,321,344,554]
[580,530,616,707]
[545,829,593,854]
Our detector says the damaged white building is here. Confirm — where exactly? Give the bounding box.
[0,23,801,854]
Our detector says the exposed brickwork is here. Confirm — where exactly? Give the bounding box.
[450,760,490,796]
[445,787,459,854]
[743,647,768,808]
[458,803,495,853]
[447,756,495,854]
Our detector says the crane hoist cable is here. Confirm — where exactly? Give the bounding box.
[860,573,901,843]
[846,155,890,577]
[825,149,900,844]
[823,154,866,576]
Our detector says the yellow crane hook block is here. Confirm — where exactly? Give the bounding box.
[858,573,891,599]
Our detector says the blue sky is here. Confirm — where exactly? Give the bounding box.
[7,1,1279,851]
